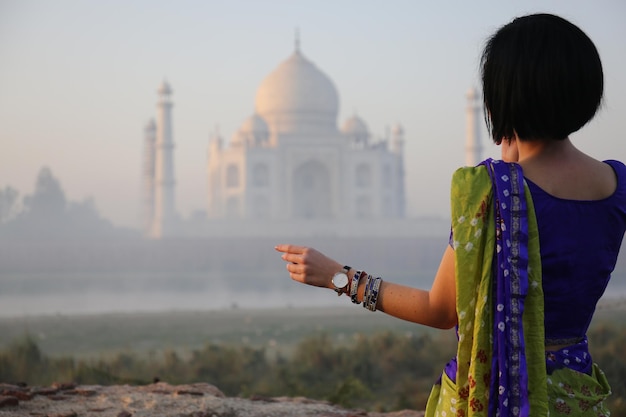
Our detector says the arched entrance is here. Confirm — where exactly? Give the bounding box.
[292,160,332,218]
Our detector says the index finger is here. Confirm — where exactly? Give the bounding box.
[275,244,306,254]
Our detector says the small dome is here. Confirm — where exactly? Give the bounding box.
[341,115,370,136]
[239,113,269,135]
[232,113,270,147]
[255,50,339,134]
[342,115,370,147]
[158,80,172,95]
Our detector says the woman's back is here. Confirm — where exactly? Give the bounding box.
[519,142,626,342]
[519,139,617,201]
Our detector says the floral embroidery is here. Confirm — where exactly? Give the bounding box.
[483,371,491,387]
[477,349,488,363]
[475,199,488,221]
[459,386,469,400]
[554,399,572,414]
[469,397,484,412]
[562,383,573,397]
[578,399,591,411]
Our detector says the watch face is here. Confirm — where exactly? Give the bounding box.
[332,272,349,288]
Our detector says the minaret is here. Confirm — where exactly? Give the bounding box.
[465,87,483,166]
[151,80,176,238]
[142,119,156,236]
[207,127,223,218]
[391,123,406,217]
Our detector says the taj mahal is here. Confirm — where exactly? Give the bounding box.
[142,41,482,239]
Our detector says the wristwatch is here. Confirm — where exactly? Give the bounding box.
[332,265,351,296]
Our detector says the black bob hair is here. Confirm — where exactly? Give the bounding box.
[481,13,603,143]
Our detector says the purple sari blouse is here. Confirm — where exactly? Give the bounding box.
[526,159,626,342]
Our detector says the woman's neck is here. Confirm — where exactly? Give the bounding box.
[516,137,577,165]
[515,137,615,200]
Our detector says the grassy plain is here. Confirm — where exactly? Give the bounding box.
[1,302,625,360]
[0,306,451,359]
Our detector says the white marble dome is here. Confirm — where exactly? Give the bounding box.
[255,49,339,134]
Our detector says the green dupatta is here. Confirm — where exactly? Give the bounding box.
[427,161,547,416]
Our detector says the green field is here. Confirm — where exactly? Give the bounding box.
[1,303,624,359]
[0,306,452,359]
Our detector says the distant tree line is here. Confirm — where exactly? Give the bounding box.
[1,327,625,413]
[0,167,131,239]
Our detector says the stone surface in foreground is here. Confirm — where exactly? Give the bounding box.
[0,382,424,417]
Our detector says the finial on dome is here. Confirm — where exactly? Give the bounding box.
[294,27,301,53]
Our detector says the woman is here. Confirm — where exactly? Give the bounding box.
[276,14,626,416]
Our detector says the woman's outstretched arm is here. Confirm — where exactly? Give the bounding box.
[275,244,457,329]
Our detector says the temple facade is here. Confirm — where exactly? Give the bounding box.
[205,44,405,223]
[141,42,482,239]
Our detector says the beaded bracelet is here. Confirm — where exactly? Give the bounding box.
[363,275,374,311]
[370,276,382,311]
[364,276,382,312]
[362,274,374,310]
[350,270,364,304]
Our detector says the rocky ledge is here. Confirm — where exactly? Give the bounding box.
[0,382,424,417]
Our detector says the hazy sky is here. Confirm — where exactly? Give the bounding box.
[1,0,625,229]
